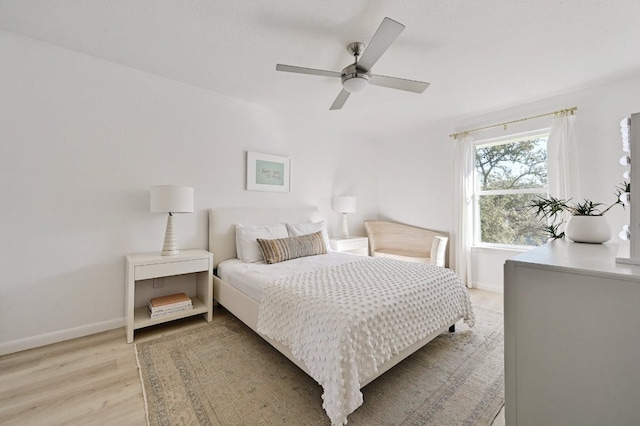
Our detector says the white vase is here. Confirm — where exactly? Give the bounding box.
[565,215,611,243]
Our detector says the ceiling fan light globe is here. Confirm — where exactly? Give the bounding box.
[342,75,370,93]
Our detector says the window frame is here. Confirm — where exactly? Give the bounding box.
[472,128,551,250]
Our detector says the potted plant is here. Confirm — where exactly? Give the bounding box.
[529,182,629,243]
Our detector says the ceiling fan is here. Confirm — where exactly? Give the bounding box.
[276,17,430,110]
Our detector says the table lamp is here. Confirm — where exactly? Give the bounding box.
[150,185,194,256]
[333,196,356,238]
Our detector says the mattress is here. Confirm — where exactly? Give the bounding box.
[216,251,362,301]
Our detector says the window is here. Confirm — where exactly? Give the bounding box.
[474,130,549,247]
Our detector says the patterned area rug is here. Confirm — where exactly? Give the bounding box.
[135,306,504,426]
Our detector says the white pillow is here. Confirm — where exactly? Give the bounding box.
[286,221,332,251]
[236,223,289,263]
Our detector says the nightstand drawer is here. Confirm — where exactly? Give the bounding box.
[135,258,209,280]
[334,239,366,251]
[329,237,369,255]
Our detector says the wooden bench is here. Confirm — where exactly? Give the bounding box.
[364,220,448,267]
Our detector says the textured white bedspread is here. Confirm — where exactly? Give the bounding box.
[257,257,475,425]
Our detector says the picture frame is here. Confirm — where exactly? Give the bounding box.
[246,151,290,192]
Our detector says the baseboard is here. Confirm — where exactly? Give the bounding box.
[0,317,124,356]
[473,280,503,294]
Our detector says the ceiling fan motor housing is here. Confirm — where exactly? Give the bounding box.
[341,64,371,93]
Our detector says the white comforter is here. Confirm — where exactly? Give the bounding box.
[257,257,475,425]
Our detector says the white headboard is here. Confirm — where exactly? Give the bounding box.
[208,206,322,268]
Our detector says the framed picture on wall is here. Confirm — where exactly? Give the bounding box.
[246,151,290,192]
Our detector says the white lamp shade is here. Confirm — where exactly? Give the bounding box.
[150,185,194,213]
[333,196,357,214]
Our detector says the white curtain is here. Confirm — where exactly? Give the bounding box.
[547,113,579,200]
[453,134,474,287]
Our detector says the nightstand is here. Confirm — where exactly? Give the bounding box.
[125,249,213,343]
[329,236,369,256]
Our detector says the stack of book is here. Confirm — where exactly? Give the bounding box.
[148,292,193,318]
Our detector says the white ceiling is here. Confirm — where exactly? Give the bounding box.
[2,0,640,137]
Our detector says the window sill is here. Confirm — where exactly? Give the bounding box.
[471,244,533,254]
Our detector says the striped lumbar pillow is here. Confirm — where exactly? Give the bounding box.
[257,231,327,264]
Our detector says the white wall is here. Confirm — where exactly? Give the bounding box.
[376,73,640,291]
[373,122,455,234]
[0,31,376,354]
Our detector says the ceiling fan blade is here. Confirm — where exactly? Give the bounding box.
[370,74,430,93]
[357,17,405,72]
[329,89,351,110]
[276,64,341,78]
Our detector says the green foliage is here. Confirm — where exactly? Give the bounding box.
[529,195,614,217]
[478,193,548,245]
[529,195,567,220]
[529,184,627,240]
[538,222,564,240]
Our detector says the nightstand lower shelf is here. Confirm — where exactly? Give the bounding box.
[133,297,208,330]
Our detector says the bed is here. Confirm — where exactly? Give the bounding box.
[208,207,475,425]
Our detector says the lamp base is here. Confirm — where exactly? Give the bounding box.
[161,213,179,256]
[340,213,350,238]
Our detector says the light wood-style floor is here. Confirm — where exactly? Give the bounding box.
[0,288,504,426]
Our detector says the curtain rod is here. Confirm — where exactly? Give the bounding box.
[449,106,577,140]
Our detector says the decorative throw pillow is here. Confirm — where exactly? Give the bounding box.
[286,221,332,251]
[257,231,327,264]
[235,223,289,263]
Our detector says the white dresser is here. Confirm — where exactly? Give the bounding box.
[504,240,640,426]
